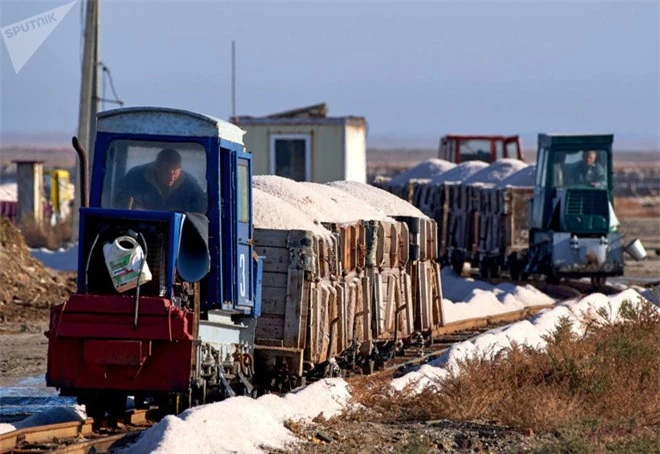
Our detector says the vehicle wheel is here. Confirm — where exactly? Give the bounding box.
[83,398,106,423]
[106,394,127,426]
[161,392,190,416]
[451,251,464,275]
[591,276,606,287]
[478,260,490,279]
[490,262,501,279]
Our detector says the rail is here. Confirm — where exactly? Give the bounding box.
[0,409,152,454]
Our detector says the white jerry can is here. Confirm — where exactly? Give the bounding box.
[103,236,153,293]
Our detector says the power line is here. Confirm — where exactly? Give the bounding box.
[98,62,124,109]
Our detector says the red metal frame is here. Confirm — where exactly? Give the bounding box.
[46,294,194,393]
[438,134,524,163]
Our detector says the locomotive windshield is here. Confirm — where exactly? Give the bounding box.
[552,149,609,189]
[100,139,208,213]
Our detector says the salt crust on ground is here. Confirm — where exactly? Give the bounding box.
[29,245,79,272]
[440,268,555,323]
[387,159,456,186]
[391,288,653,392]
[122,379,350,454]
[327,180,429,219]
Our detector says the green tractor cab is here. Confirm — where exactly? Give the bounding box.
[527,134,623,283]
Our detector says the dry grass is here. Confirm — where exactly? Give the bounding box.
[349,298,660,446]
[19,216,72,249]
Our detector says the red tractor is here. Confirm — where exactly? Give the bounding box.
[438,135,524,163]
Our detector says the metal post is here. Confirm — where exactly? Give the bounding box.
[15,161,45,225]
[72,0,99,240]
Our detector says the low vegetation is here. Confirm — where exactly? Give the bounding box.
[350,299,660,452]
[19,216,72,249]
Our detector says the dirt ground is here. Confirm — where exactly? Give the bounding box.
[0,324,49,385]
[271,418,557,454]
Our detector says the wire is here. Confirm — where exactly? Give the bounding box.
[134,232,148,329]
[101,61,106,110]
[98,62,125,107]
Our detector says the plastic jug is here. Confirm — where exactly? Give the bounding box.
[102,235,152,293]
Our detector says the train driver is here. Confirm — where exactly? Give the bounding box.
[115,148,206,213]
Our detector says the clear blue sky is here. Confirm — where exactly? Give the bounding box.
[0,0,658,149]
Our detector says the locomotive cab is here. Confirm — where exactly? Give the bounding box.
[46,107,263,418]
[527,133,623,284]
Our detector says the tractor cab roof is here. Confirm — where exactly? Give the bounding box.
[538,133,613,149]
[97,107,246,145]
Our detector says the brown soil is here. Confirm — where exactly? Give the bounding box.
[0,326,49,383]
[0,218,75,332]
[274,418,554,454]
[615,197,660,219]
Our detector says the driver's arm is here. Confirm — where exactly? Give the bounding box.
[187,179,207,213]
[114,168,143,209]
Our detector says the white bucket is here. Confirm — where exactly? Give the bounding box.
[624,239,647,261]
[103,235,153,292]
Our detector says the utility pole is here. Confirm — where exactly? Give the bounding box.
[72,0,99,240]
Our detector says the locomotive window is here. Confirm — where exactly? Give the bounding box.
[553,149,608,189]
[237,162,249,223]
[101,140,208,213]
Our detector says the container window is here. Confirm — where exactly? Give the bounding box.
[237,162,249,223]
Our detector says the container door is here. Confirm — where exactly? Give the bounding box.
[235,153,253,312]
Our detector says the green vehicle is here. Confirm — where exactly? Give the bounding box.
[526,133,624,284]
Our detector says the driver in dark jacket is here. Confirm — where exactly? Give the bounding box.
[115,148,206,213]
[575,150,606,188]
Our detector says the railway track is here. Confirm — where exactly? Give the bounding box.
[0,279,619,453]
[0,410,151,454]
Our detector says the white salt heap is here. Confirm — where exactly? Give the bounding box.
[392,288,655,393]
[387,159,456,186]
[495,164,536,188]
[252,188,331,237]
[328,180,429,219]
[124,379,351,454]
[253,176,391,224]
[299,182,395,223]
[461,159,529,185]
[439,268,555,323]
[429,161,489,184]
